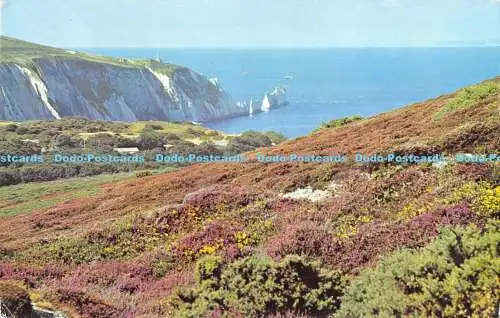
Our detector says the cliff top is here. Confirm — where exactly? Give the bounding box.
[0,36,184,75]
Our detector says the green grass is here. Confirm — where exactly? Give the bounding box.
[435,80,500,119]
[0,36,181,73]
[0,167,177,217]
[3,117,224,142]
[129,121,218,139]
[314,115,363,132]
[0,36,67,64]
[0,173,135,216]
[133,59,184,77]
[0,36,133,68]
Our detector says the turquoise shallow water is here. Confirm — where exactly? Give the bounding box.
[82,47,500,137]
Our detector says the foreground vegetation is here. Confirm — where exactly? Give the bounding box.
[0,79,498,317]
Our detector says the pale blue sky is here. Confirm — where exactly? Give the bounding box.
[1,0,500,48]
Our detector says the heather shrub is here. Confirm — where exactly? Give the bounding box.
[336,221,500,318]
[171,222,242,262]
[266,221,340,262]
[0,263,64,288]
[170,255,346,317]
[440,120,500,152]
[267,198,303,215]
[49,288,122,318]
[328,203,478,272]
[455,163,493,182]
[182,185,258,212]
[19,214,168,265]
[60,261,152,291]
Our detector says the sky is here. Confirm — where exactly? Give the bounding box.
[1,0,500,48]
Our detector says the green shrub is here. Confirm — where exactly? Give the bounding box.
[136,130,165,150]
[264,131,288,145]
[147,124,164,131]
[186,127,204,138]
[164,133,181,141]
[193,142,223,156]
[53,134,76,148]
[170,255,346,317]
[225,131,274,155]
[436,81,500,119]
[336,221,500,318]
[4,123,18,132]
[19,236,106,265]
[315,116,363,132]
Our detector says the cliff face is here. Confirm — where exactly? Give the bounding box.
[0,63,54,120]
[0,47,248,122]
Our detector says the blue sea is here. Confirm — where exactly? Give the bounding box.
[81,47,500,138]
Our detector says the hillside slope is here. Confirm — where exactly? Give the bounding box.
[0,78,498,317]
[0,37,248,122]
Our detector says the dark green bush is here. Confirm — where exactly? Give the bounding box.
[0,140,41,159]
[164,133,181,141]
[146,124,164,131]
[0,163,132,186]
[336,221,500,318]
[135,170,153,178]
[136,130,165,150]
[186,127,204,138]
[3,123,18,132]
[86,133,136,152]
[193,142,223,156]
[225,131,274,155]
[53,134,77,148]
[264,131,288,145]
[170,255,346,317]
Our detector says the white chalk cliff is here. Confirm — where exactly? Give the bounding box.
[0,37,249,122]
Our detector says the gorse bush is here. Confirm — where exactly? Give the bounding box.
[170,255,346,317]
[444,181,500,217]
[336,221,500,318]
